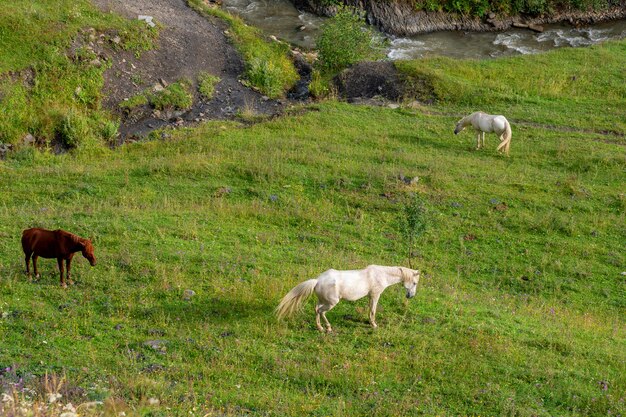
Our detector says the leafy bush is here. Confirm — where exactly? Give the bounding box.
[316,6,382,74]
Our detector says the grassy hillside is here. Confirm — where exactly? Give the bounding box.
[1,40,626,415]
[1,0,625,414]
[396,40,626,134]
[0,0,158,147]
[0,0,296,148]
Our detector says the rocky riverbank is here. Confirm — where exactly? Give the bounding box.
[291,0,626,35]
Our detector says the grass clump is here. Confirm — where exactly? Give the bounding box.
[197,71,221,100]
[57,108,90,148]
[186,0,298,98]
[119,79,194,113]
[150,80,193,111]
[119,92,149,111]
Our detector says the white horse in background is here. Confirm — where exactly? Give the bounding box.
[276,265,420,332]
[454,112,512,156]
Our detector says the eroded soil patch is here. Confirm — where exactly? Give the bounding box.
[93,0,288,141]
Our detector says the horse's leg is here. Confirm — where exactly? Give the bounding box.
[476,132,482,149]
[33,255,40,278]
[66,254,75,285]
[318,299,339,333]
[481,132,485,148]
[321,310,332,333]
[24,252,32,278]
[368,293,381,329]
[57,258,66,288]
[315,305,324,332]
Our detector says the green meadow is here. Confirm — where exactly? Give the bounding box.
[1,1,625,416]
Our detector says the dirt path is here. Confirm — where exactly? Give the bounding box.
[93,0,287,139]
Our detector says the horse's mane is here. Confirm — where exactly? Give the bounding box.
[399,267,410,283]
[57,229,86,245]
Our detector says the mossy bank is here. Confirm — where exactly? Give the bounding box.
[291,0,626,35]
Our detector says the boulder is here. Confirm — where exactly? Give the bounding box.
[334,61,405,101]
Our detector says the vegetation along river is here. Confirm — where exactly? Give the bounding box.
[222,0,626,59]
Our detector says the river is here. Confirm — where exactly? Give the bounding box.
[222,0,626,59]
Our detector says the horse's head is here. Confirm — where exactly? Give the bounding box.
[454,119,466,135]
[82,240,97,266]
[401,267,420,299]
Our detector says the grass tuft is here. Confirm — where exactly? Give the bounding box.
[150,80,194,111]
[197,71,221,100]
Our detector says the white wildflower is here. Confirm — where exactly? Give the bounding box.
[48,392,62,403]
[63,402,76,412]
[148,397,160,405]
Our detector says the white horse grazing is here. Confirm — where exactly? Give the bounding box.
[454,112,512,156]
[276,265,420,332]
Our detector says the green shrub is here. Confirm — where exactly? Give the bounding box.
[198,72,221,100]
[316,6,382,74]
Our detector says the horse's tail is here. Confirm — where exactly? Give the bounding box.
[497,119,512,156]
[276,279,318,320]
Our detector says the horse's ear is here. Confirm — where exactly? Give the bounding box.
[398,267,406,280]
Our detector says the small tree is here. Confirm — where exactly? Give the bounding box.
[401,194,428,266]
[316,5,380,74]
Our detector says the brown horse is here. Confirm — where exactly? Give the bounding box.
[21,228,96,287]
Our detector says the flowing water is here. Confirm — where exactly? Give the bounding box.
[387,20,626,59]
[222,0,325,48]
[222,0,626,59]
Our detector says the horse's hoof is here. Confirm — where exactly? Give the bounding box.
[60,283,68,289]
[68,280,75,286]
